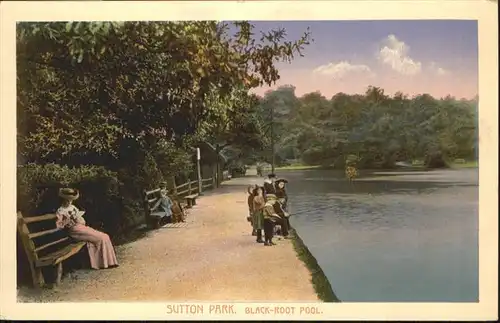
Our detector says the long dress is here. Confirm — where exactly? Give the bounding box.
[56,204,119,269]
[275,186,291,231]
[247,193,254,224]
[252,195,265,230]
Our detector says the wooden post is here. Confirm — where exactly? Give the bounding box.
[271,101,275,174]
[171,176,177,195]
[55,262,63,285]
[215,144,220,188]
[212,164,217,188]
[188,179,191,195]
[197,147,203,195]
[17,213,45,288]
[143,190,150,228]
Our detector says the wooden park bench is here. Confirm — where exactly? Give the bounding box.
[175,178,215,207]
[175,180,200,208]
[17,211,86,288]
[143,177,216,229]
[143,188,187,229]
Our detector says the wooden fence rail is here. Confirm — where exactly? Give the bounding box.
[174,177,214,197]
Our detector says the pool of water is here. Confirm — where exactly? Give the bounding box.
[285,168,478,302]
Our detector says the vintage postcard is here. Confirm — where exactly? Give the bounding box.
[0,0,498,321]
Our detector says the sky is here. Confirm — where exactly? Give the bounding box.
[241,20,478,99]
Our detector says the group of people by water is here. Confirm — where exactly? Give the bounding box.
[246,173,292,246]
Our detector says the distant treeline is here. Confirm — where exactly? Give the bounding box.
[252,85,477,169]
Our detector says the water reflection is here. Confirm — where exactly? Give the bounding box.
[286,168,478,302]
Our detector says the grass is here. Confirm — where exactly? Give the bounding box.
[412,159,478,169]
[271,159,478,171]
[290,229,340,303]
[274,164,323,171]
[450,160,478,168]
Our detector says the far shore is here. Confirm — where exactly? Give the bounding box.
[270,160,478,172]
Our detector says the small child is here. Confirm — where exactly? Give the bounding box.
[247,185,256,235]
[252,186,266,244]
[168,188,186,223]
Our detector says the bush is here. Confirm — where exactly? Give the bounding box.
[17,163,125,236]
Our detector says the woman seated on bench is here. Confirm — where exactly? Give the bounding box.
[152,183,176,226]
[56,188,119,270]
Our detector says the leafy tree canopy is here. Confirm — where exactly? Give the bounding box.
[17,21,311,167]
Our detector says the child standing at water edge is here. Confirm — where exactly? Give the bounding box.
[252,186,266,243]
[247,185,256,236]
[262,196,283,246]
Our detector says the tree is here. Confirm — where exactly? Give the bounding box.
[255,86,478,169]
[17,21,312,170]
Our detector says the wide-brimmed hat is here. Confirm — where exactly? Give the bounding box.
[58,188,80,201]
[268,173,276,179]
[252,185,264,195]
[266,193,278,200]
[275,178,288,185]
[247,185,257,194]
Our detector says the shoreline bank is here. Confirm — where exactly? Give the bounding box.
[268,160,478,172]
[290,228,340,302]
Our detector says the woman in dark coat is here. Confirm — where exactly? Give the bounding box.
[263,173,277,196]
[274,178,292,233]
[274,178,288,210]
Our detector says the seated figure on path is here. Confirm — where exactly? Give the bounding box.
[256,164,263,177]
[345,160,358,182]
[170,191,186,223]
[56,188,119,270]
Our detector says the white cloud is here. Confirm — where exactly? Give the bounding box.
[377,34,422,75]
[312,61,374,79]
[436,68,448,75]
[429,61,450,76]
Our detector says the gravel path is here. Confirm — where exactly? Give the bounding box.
[17,176,319,302]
